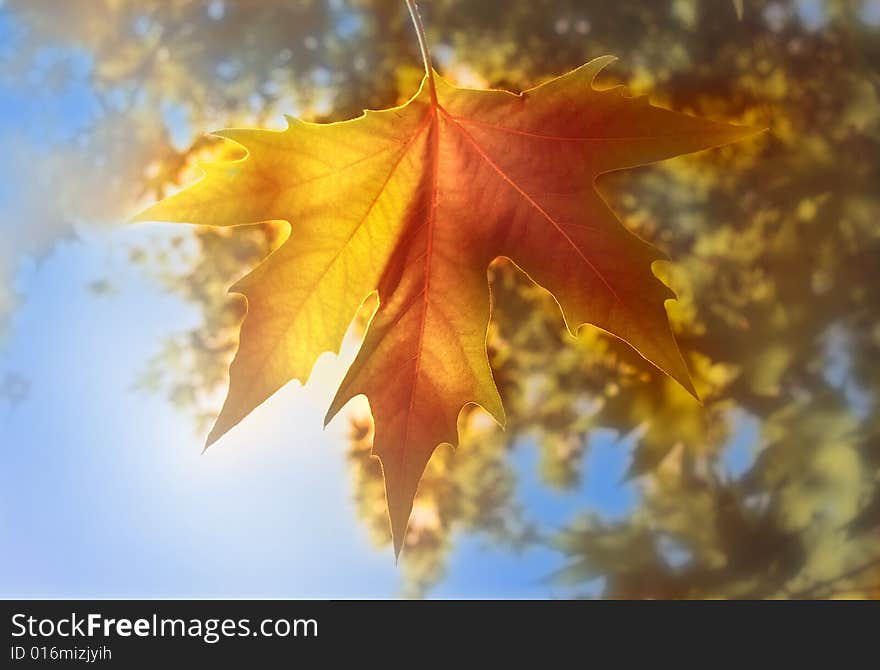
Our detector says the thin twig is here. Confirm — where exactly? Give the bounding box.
[404,0,437,104]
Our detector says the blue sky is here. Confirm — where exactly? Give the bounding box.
[0,231,396,597]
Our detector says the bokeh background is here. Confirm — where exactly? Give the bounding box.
[1,0,879,598]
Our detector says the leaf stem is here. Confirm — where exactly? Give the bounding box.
[404,0,437,104]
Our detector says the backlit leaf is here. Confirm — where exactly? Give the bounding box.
[136,57,757,553]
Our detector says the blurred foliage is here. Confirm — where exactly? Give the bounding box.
[4,0,878,597]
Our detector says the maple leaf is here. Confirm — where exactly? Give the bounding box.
[135,10,758,554]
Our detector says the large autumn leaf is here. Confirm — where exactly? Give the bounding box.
[136,56,756,554]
